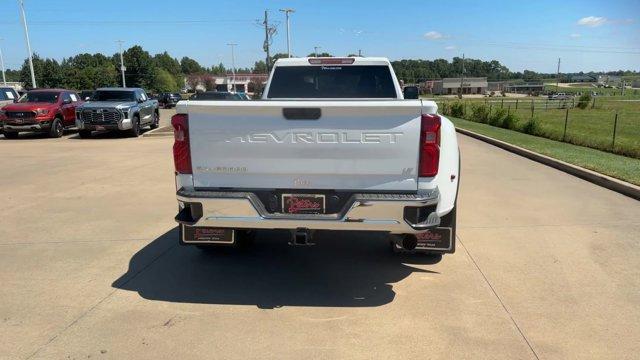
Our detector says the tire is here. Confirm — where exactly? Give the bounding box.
[3,131,19,139]
[49,117,64,138]
[196,230,256,253]
[149,111,159,129]
[78,130,92,139]
[127,116,140,137]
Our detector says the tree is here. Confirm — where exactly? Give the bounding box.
[210,63,226,75]
[154,52,182,85]
[202,75,216,91]
[61,53,118,90]
[119,46,156,89]
[153,68,179,92]
[20,54,64,89]
[307,52,332,57]
[186,74,201,91]
[180,56,204,74]
[253,60,268,74]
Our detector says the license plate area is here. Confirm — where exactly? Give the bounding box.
[415,227,453,251]
[181,225,235,244]
[282,194,326,214]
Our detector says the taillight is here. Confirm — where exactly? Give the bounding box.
[418,113,441,177]
[171,113,192,174]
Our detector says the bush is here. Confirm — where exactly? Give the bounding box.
[470,104,490,123]
[488,108,506,126]
[576,93,591,109]
[521,118,539,135]
[501,113,518,130]
[440,102,451,116]
[450,102,465,118]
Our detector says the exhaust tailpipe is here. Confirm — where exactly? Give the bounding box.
[401,234,418,251]
[392,234,418,251]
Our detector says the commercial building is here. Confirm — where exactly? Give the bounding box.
[570,75,596,83]
[185,74,268,94]
[504,83,545,94]
[432,77,488,95]
[597,75,621,87]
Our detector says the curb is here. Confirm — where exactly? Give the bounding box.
[143,126,173,137]
[456,127,640,201]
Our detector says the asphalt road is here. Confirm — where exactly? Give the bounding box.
[0,126,638,359]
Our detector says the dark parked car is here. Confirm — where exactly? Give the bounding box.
[189,91,245,100]
[158,93,182,108]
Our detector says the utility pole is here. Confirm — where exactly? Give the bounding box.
[0,38,6,86]
[459,53,465,97]
[263,10,271,71]
[227,43,237,92]
[18,0,36,88]
[279,8,295,57]
[314,46,321,57]
[358,49,362,57]
[555,57,561,93]
[116,40,126,87]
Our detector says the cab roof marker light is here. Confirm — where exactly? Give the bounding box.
[308,58,355,65]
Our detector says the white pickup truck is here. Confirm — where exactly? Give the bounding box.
[172,57,460,254]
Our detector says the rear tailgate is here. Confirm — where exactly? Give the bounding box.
[184,100,426,191]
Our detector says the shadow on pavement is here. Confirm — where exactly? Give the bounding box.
[0,130,76,141]
[67,128,153,140]
[113,227,441,308]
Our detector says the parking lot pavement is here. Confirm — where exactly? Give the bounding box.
[0,133,638,359]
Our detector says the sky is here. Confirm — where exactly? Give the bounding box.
[0,0,638,73]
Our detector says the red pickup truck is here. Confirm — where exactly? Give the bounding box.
[2,89,83,139]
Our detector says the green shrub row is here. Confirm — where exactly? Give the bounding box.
[441,102,539,135]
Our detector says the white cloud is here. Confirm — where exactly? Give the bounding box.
[444,45,457,50]
[424,31,446,40]
[577,16,607,27]
[569,33,581,38]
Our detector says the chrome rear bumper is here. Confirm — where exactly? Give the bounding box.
[175,188,440,234]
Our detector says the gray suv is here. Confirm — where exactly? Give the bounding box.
[75,87,159,138]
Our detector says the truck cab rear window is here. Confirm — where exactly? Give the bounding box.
[267,65,397,99]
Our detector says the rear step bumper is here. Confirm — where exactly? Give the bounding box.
[175,188,440,234]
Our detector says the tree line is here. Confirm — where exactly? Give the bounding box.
[3,45,637,91]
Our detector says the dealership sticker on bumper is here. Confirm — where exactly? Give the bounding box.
[182,225,235,244]
[415,228,453,251]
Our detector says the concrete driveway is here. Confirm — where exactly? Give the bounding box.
[0,131,637,359]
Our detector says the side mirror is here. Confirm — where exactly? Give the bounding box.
[403,86,419,99]
[63,98,72,105]
[137,98,144,103]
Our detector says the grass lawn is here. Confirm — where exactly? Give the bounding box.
[449,117,640,186]
[436,98,640,158]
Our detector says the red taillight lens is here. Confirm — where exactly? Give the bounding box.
[419,114,441,177]
[171,113,192,174]
[308,57,355,65]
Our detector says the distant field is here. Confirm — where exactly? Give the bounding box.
[542,84,638,97]
[450,117,640,186]
[434,97,640,158]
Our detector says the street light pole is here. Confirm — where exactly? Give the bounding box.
[18,0,36,88]
[279,8,295,57]
[116,40,126,87]
[227,43,237,92]
[0,38,6,86]
[314,46,321,57]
